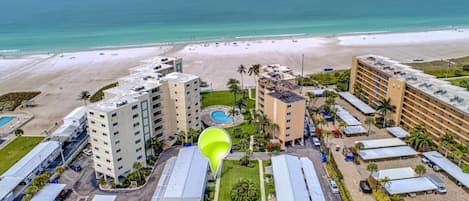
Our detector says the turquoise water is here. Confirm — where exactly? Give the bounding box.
[211,111,234,124]
[1,0,469,53]
[0,117,15,128]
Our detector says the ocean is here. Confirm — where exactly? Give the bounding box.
[1,0,469,54]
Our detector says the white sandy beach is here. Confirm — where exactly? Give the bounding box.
[1,29,469,135]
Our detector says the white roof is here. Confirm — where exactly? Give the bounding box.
[343,125,367,135]
[92,195,117,201]
[300,157,326,201]
[31,183,66,201]
[385,177,437,195]
[152,157,177,201]
[271,155,310,201]
[371,167,417,180]
[358,146,418,160]
[163,146,208,199]
[335,105,362,126]
[386,127,410,138]
[423,151,469,187]
[0,177,23,199]
[338,92,376,114]
[52,124,78,137]
[2,141,60,178]
[355,138,406,149]
[64,106,86,122]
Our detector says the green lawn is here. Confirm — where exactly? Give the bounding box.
[0,136,44,174]
[0,91,41,111]
[225,122,256,145]
[262,160,275,198]
[201,90,255,109]
[406,56,469,78]
[448,78,469,89]
[219,160,260,201]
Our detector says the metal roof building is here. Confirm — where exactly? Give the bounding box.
[358,146,417,160]
[31,183,66,201]
[272,155,310,201]
[386,127,410,138]
[338,92,376,114]
[384,177,437,195]
[92,195,117,201]
[335,105,362,126]
[0,141,61,201]
[300,157,326,201]
[355,138,406,149]
[371,167,417,180]
[64,106,87,126]
[153,146,209,201]
[423,151,469,188]
[343,125,367,136]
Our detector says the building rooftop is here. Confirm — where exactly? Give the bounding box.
[64,106,86,123]
[358,146,418,160]
[31,183,66,201]
[271,155,310,201]
[357,55,469,115]
[51,123,78,137]
[129,56,179,73]
[423,151,469,187]
[385,177,437,195]
[338,92,375,114]
[87,94,140,112]
[371,167,417,180]
[91,195,117,201]
[268,91,305,103]
[386,127,410,138]
[162,72,199,83]
[163,146,208,199]
[355,138,407,149]
[260,64,296,80]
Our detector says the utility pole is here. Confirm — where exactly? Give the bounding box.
[446,60,451,78]
[300,54,305,95]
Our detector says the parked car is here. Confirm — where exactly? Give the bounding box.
[335,145,341,152]
[329,179,340,193]
[427,174,446,194]
[433,165,441,172]
[421,157,429,164]
[69,161,81,172]
[359,180,372,194]
[57,189,72,201]
[312,137,321,147]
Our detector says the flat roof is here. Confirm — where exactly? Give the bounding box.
[52,124,78,137]
[64,106,86,122]
[269,91,305,103]
[343,125,367,135]
[2,141,60,179]
[92,195,117,201]
[355,138,406,149]
[423,151,469,187]
[162,72,199,83]
[386,127,410,138]
[338,92,376,114]
[272,155,310,201]
[385,177,437,195]
[152,157,177,201]
[31,183,66,201]
[371,167,417,180]
[0,177,23,199]
[335,105,362,126]
[163,146,208,199]
[300,157,326,201]
[358,146,418,160]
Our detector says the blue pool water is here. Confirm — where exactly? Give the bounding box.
[0,117,15,128]
[211,111,234,124]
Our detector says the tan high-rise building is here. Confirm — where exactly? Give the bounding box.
[350,55,469,162]
[86,57,201,183]
[255,64,305,149]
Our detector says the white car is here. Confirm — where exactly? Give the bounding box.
[82,147,92,156]
[329,179,339,193]
[312,137,321,147]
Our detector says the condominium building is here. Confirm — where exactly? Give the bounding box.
[349,55,469,155]
[256,64,305,149]
[86,57,201,183]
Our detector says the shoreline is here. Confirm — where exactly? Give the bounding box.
[2,26,469,57]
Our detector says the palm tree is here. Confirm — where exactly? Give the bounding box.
[237,64,246,91]
[338,122,347,134]
[379,176,391,190]
[414,164,426,176]
[460,79,469,91]
[235,98,247,113]
[254,113,270,136]
[133,162,143,182]
[78,90,91,106]
[14,128,24,136]
[321,130,333,148]
[178,130,187,144]
[248,64,261,86]
[55,166,65,175]
[232,127,243,138]
[366,162,378,178]
[451,150,463,166]
[266,123,279,139]
[239,138,249,150]
[231,179,258,201]
[227,78,241,113]
[187,128,199,144]
[97,178,106,186]
[365,116,375,136]
[355,142,365,150]
[376,98,396,128]
[390,195,404,201]
[307,92,318,107]
[408,125,433,152]
[317,117,326,130]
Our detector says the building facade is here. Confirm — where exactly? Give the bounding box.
[86,57,201,183]
[255,65,305,149]
[349,55,469,162]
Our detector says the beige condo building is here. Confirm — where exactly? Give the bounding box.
[256,64,305,149]
[349,55,469,163]
[86,57,201,183]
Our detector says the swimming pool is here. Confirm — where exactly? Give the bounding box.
[0,116,15,128]
[211,111,234,124]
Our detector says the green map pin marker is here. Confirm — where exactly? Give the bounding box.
[198,127,232,177]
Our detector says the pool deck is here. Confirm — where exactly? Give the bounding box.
[201,105,244,128]
[0,112,34,137]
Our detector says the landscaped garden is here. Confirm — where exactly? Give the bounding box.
[299,70,350,91]
[406,56,469,78]
[90,82,118,103]
[448,78,469,90]
[0,91,41,111]
[219,160,260,201]
[0,136,44,174]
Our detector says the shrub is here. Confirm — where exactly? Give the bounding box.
[462,64,469,71]
[90,82,118,103]
[0,91,40,111]
[454,70,462,76]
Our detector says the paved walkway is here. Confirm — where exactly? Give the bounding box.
[440,75,469,80]
[259,160,266,201]
[213,177,221,201]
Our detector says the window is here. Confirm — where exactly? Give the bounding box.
[107,168,112,171]
[189,121,192,124]
[286,119,291,123]
[94,147,99,150]
[186,91,190,95]
[104,142,108,145]
[287,104,292,108]
[186,84,190,87]
[105,150,109,154]
[135,139,141,144]
[196,117,199,120]
[101,124,106,128]
[97,164,102,167]
[132,105,138,110]
[133,122,140,127]
[116,149,121,153]
[90,120,96,124]
[187,106,191,109]
[286,112,291,115]
[118,166,123,170]
[117,157,122,162]
[111,113,117,117]
[95,155,100,159]
[286,133,290,137]
[115,140,120,144]
[132,114,139,119]
[136,147,142,152]
[92,129,97,133]
[137,155,143,160]
[113,122,118,126]
[102,133,107,136]
[89,112,94,115]
[286,127,290,130]
[113,131,119,136]
[134,131,140,136]
[93,138,98,142]
[99,114,105,118]
[106,159,111,163]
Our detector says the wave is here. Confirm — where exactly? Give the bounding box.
[0,49,20,53]
[235,33,306,39]
[338,31,390,36]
